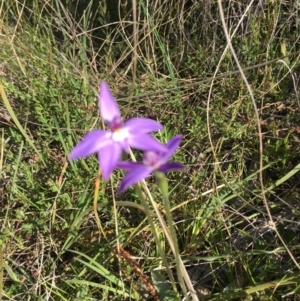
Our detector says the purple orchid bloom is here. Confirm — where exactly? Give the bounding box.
[69,81,166,180]
[118,135,184,191]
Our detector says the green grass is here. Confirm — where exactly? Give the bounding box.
[1,0,300,300]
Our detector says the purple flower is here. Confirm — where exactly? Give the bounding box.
[118,135,184,191]
[69,81,166,180]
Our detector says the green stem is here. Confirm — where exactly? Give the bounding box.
[140,179,198,301]
[134,184,179,296]
[155,172,188,299]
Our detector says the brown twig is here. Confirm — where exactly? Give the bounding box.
[116,246,161,301]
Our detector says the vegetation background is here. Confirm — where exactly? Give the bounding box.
[1,0,300,300]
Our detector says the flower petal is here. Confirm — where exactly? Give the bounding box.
[124,118,163,134]
[98,143,123,180]
[99,81,120,123]
[129,134,167,152]
[118,137,130,153]
[160,135,183,162]
[117,161,142,171]
[119,165,153,192]
[69,130,108,160]
[157,162,185,173]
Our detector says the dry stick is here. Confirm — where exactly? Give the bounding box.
[52,161,68,225]
[217,0,300,269]
[277,59,300,107]
[206,0,256,242]
[117,247,160,301]
[93,168,106,239]
[132,0,137,88]
[110,174,126,295]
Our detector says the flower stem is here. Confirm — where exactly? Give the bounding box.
[155,172,188,299]
[135,184,179,296]
[140,179,198,301]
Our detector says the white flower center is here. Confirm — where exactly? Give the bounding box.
[112,128,129,142]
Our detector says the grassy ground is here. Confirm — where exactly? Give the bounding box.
[1,0,300,300]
